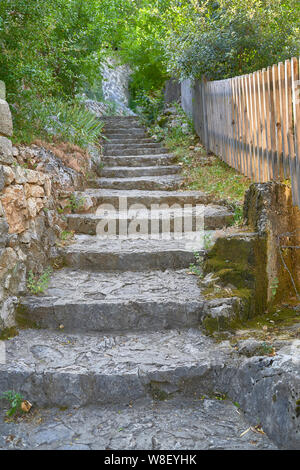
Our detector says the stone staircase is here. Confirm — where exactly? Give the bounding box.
[0,117,276,450]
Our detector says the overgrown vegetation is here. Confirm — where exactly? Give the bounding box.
[13,97,105,148]
[1,1,299,144]
[0,391,24,417]
[147,102,251,208]
[181,150,251,205]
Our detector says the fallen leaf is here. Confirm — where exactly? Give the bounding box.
[21,400,32,413]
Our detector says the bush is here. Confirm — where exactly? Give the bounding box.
[13,94,104,148]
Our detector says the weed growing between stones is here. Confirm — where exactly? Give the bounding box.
[27,268,52,295]
[67,194,86,213]
[0,391,29,417]
[188,251,204,277]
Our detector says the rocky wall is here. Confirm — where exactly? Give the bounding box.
[0,82,92,334]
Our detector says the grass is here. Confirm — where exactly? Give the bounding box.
[180,147,251,205]
[148,105,251,206]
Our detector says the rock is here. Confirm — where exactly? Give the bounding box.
[0,136,14,165]
[24,183,45,198]
[27,197,44,218]
[236,339,271,357]
[12,147,19,157]
[0,81,5,100]
[1,185,29,234]
[22,168,40,184]
[0,99,13,137]
[0,247,18,281]
[0,219,9,247]
[0,166,5,191]
[76,194,94,213]
[1,165,15,185]
[44,177,51,197]
[13,166,27,184]
[0,297,17,328]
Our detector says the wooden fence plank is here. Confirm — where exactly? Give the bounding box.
[291,57,300,206]
[184,57,300,208]
[278,62,290,179]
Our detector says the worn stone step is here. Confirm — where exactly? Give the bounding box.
[104,142,163,151]
[99,165,181,178]
[104,147,169,156]
[61,234,205,271]
[104,121,143,128]
[104,130,147,138]
[101,116,139,123]
[91,175,182,191]
[82,188,212,208]
[106,138,155,144]
[102,154,176,167]
[104,126,145,133]
[0,328,232,407]
[0,397,275,450]
[18,269,206,333]
[67,205,233,234]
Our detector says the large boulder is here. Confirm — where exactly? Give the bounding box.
[0,81,5,100]
[0,99,13,137]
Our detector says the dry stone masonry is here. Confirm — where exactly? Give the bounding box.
[0,84,97,333]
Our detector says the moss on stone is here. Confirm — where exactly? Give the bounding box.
[203,234,268,323]
[0,327,19,341]
[15,304,40,329]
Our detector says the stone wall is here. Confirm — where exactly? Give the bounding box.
[0,82,91,334]
[244,182,300,304]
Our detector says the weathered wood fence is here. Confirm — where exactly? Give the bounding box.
[181,58,300,207]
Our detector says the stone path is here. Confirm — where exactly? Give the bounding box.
[0,116,277,449]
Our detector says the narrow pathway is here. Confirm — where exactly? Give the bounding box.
[0,117,276,449]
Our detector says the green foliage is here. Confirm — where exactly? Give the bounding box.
[1,0,299,143]
[27,268,52,295]
[66,194,86,213]
[0,391,24,417]
[60,230,74,241]
[133,89,165,125]
[13,95,104,147]
[166,0,300,81]
[270,277,280,298]
[232,206,244,226]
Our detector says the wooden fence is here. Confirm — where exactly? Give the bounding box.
[181,58,300,207]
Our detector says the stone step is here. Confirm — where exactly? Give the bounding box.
[104,130,147,138]
[81,188,212,208]
[18,269,206,333]
[102,154,176,167]
[104,142,163,150]
[106,138,155,144]
[104,147,169,156]
[90,175,182,191]
[0,328,233,407]
[0,396,275,450]
[99,165,181,178]
[101,116,139,123]
[61,234,205,271]
[104,126,145,133]
[67,205,233,234]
